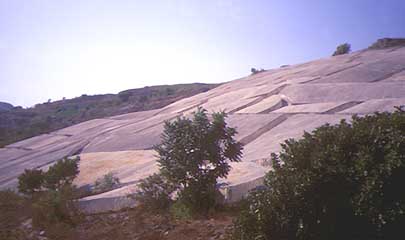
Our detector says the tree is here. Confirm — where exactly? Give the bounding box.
[0,190,28,239]
[233,109,405,240]
[251,68,265,75]
[44,157,80,190]
[31,184,80,239]
[134,173,175,212]
[332,43,351,56]
[18,157,80,194]
[155,107,243,214]
[18,169,44,195]
[118,91,132,102]
[17,157,81,238]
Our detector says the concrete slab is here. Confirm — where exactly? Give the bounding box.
[273,102,348,113]
[242,114,352,162]
[226,113,283,142]
[281,83,405,104]
[339,98,405,114]
[236,95,284,114]
[74,150,157,187]
[2,46,405,212]
[7,134,69,150]
[82,113,178,153]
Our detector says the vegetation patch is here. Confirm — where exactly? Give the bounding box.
[233,109,405,240]
[332,43,351,56]
[93,172,121,194]
[134,107,243,217]
[369,38,405,49]
[16,157,82,239]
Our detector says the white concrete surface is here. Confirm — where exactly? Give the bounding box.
[2,46,405,212]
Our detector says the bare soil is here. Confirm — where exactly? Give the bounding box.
[75,208,234,240]
[17,207,236,240]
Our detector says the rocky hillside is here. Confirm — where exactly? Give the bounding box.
[0,83,219,147]
[1,38,405,213]
[0,102,13,111]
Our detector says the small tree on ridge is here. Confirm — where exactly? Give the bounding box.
[155,107,243,214]
[332,43,351,56]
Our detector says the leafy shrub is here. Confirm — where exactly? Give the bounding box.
[44,157,80,190]
[155,107,243,215]
[177,178,219,215]
[233,109,405,240]
[134,173,175,213]
[332,43,351,56]
[368,38,405,49]
[17,169,44,196]
[93,172,120,194]
[170,201,193,220]
[18,157,80,194]
[32,184,79,228]
[0,190,28,240]
[251,68,265,75]
[17,156,81,238]
[118,91,132,102]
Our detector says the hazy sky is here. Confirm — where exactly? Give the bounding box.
[1,0,404,107]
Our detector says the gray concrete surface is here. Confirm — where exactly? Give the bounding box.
[1,47,405,212]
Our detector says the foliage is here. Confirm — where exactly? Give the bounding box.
[16,157,81,238]
[155,107,243,214]
[251,68,265,75]
[44,156,80,190]
[93,172,121,194]
[332,43,351,56]
[134,173,175,213]
[368,38,405,49]
[17,169,44,195]
[0,190,28,240]
[233,110,405,240]
[169,201,193,220]
[32,184,79,228]
[18,157,80,195]
[177,178,219,215]
[32,184,80,239]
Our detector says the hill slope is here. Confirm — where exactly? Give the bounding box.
[0,102,13,111]
[0,83,218,147]
[1,39,405,212]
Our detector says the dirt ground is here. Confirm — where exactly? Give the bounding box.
[75,209,235,240]
[17,207,236,240]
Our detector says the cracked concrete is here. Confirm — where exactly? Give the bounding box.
[1,46,405,213]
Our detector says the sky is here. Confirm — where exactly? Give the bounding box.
[1,0,405,107]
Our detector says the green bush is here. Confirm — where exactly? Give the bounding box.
[0,190,28,240]
[44,157,80,190]
[177,178,219,215]
[155,107,243,215]
[170,201,193,220]
[332,43,351,56]
[17,156,81,238]
[251,68,265,75]
[93,172,120,194]
[18,157,80,195]
[233,109,405,240]
[17,169,44,196]
[134,173,175,213]
[32,185,78,229]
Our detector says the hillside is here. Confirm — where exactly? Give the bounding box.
[0,83,219,147]
[1,38,405,213]
[0,102,13,111]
